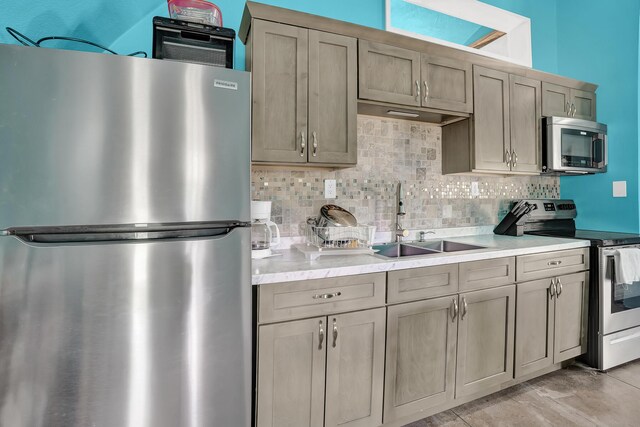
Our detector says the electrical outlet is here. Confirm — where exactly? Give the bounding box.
[324,179,337,199]
[471,181,480,197]
[613,181,627,198]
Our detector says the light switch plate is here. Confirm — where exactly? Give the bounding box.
[613,181,627,198]
[324,179,337,199]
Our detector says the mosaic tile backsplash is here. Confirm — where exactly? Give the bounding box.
[252,115,559,238]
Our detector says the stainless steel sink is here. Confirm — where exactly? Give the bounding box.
[409,240,487,252]
[373,240,486,258]
[372,243,440,258]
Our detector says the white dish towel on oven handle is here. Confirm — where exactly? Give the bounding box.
[614,248,640,285]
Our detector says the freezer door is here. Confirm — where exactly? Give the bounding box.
[0,228,251,427]
[0,44,250,229]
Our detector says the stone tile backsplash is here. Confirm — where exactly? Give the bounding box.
[252,115,559,238]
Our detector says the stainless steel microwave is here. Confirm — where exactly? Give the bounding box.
[542,116,607,174]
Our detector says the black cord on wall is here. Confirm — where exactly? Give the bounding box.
[6,27,147,57]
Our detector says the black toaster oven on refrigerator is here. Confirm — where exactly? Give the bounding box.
[152,16,234,68]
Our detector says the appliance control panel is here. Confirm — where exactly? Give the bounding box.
[512,199,577,221]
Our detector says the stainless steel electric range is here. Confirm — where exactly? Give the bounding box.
[514,199,640,370]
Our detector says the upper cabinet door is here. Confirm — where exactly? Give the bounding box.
[252,21,308,163]
[541,82,571,117]
[473,66,511,172]
[571,89,596,121]
[308,31,357,165]
[358,40,421,106]
[509,75,541,173]
[421,54,473,113]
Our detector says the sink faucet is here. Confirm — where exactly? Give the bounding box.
[395,182,409,242]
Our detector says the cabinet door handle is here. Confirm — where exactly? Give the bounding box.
[566,101,571,115]
[571,103,577,117]
[556,278,563,297]
[318,320,324,350]
[415,80,420,101]
[549,279,557,299]
[313,291,342,300]
[512,149,517,168]
[300,132,306,157]
[423,81,429,102]
[461,297,468,320]
[332,318,338,348]
[312,131,318,157]
[548,260,562,266]
[451,298,459,322]
[505,150,512,166]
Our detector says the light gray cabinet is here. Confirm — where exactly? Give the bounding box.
[308,30,358,164]
[420,55,473,112]
[515,271,589,378]
[257,306,386,427]
[325,308,386,427]
[257,317,326,427]
[358,40,473,113]
[249,21,357,165]
[542,82,596,121]
[442,66,542,175]
[515,278,555,378]
[251,20,308,164]
[509,74,541,173]
[358,40,421,106]
[472,66,511,172]
[384,296,458,422]
[455,285,516,398]
[257,274,386,427]
[554,271,589,363]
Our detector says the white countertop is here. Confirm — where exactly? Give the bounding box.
[252,234,590,285]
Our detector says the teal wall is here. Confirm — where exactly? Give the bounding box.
[555,0,640,232]
[0,0,160,53]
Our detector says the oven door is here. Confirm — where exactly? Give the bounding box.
[601,246,640,335]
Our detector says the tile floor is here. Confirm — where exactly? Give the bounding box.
[405,360,640,427]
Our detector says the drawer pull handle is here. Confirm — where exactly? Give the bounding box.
[548,260,562,266]
[332,318,338,348]
[313,292,342,300]
[318,320,324,350]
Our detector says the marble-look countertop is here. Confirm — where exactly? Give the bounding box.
[252,234,590,285]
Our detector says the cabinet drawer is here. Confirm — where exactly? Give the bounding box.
[388,264,458,303]
[516,248,589,282]
[258,273,386,323]
[459,257,515,291]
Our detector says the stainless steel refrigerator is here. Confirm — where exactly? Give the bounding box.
[0,44,251,427]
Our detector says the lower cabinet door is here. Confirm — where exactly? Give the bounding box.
[384,296,458,423]
[515,278,555,378]
[257,317,326,427]
[554,271,589,363]
[456,285,515,398]
[325,308,386,427]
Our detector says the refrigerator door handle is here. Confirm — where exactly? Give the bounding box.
[4,221,249,245]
